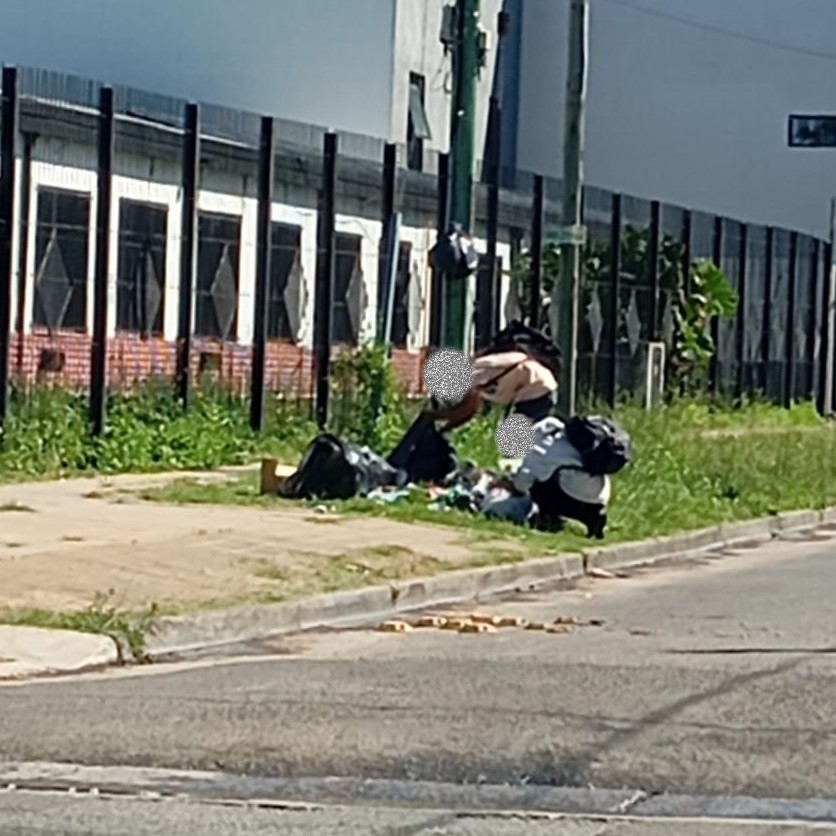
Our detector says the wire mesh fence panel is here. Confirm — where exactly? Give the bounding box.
[578,185,614,407]
[770,229,791,404]
[743,225,768,394]
[615,195,652,398]
[794,235,815,401]
[17,71,102,398]
[689,211,714,262]
[658,203,687,389]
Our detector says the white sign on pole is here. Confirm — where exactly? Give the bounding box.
[545,224,588,247]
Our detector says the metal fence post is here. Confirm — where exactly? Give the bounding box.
[428,153,449,350]
[734,222,748,400]
[647,200,661,341]
[250,115,274,433]
[0,66,18,428]
[784,231,799,407]
[809,238,820,402]
[607,192,622,407]
[89,85,115,437]
[313,132,337,429]
[378,143,397,341]
[761,227,774,395]
[529,174,544,328]
[820,227,834,415]
[681,209,692,297]
[175,103,200,409]
[708,216,724,395]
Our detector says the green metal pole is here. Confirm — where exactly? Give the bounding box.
[442,0,481,351]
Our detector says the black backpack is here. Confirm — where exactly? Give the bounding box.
[282,434,405,500]
[565,415,632,476]
[477,320,563,381]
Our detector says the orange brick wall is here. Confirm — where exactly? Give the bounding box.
[9,330,426,397]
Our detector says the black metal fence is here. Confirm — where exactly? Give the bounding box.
[0,64,832,438]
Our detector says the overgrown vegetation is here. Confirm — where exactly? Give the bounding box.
[511,225,739,394]
[0,594,157,662]
[144,396,836,546]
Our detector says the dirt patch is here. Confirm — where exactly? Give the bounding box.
[0,472,525,613]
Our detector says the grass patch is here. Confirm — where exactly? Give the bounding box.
[141,397,836,551]
[0,594,158,662]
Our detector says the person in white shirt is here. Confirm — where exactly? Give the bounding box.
[496,417,610,538]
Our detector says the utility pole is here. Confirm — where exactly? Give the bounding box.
[442,0,483,350]
[554,0,589,418]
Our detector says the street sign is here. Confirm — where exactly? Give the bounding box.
[545,224,588,247]
[787,114,836,148]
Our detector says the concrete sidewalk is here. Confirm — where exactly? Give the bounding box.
[0,625,118,681]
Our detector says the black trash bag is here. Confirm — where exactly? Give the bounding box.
[429,224,479,279]
[564,415,632,476]
[387,415,457,485]
[282,433,406,501]
[529,474,608,540]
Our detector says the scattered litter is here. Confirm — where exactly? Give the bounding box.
[545,624,573,634]
[468,613,502,626]
[441,618,471,631]
[525,621,546,631]
[588,618,606,627]
[377,620,413,633]
[588,567,617,579]
[497,616,528,628]
[313,505,329,515]
[459,622,498,634]
[554,616,583,626]
[414,615,447,628]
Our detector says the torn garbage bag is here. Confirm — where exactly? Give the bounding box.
[387,414,457,485]
[282,433,407,501]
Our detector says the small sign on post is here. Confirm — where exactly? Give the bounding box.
[787,114,836,148]
[545,224,588,247]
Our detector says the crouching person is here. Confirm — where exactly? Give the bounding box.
[510,418,611,539]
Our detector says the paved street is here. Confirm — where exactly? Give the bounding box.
[1,533,835,833]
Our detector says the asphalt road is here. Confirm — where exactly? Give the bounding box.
[3,790,836,836]
[1,532,835,833]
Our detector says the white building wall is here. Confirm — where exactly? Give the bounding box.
[391,0,504,162]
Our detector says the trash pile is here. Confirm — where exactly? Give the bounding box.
[276,413,631,540]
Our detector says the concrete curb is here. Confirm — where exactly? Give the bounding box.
[0,626,120,682]
[144,505,836,658]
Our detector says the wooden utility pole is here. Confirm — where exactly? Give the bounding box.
[554,0,589,417]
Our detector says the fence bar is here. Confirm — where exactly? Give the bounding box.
[734,222,748,400]
[89,86,115,436]
[0,66,18,427]
[708,216,723,395]
[378,143,397,339]
[477,95,501,349]
[175,103,200,409]
[314,132,337,429]
[761,226,774,394]
[249,115,274,433]
[820,230,834,415]
[681,210,692,297]
[607,192,622,407]
[784,231,798,407]
[809,239,820,401]
[428,152,449,349]
[529,174,544,328]
[647,200,661,341]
